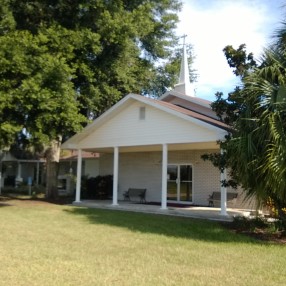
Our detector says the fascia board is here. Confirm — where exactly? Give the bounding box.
[160,90,212,108]
[62,94,136,148]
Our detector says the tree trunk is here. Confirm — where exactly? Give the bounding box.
[45,138,62,199]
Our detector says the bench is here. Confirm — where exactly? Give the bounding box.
[208,191,238,207]
[123,188,147,203]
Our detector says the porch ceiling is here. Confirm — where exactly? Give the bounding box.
[82,141,219,153]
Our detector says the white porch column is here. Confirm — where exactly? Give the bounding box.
[220,149,227,216]
[161,144,168,210]
[75,149,82,203]
[36,162,40,185]
[220,168,228,216]
[16,162,23,187]
[17,162,22,179]
[112,147,119,206]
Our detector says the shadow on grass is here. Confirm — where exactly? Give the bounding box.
[0,194,74,206]
[0,202,12,207]
[65,207,261,244]
[0,195,14,206]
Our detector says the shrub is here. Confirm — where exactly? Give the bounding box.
[232,216,268,232]
[81,175,113,199]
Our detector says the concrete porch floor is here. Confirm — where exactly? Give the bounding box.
[72,200,257,222]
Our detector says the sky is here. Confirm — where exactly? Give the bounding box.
[176,0,286,101]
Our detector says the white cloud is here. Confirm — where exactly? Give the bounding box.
[177,0,283,100]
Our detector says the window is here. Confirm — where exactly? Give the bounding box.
[139,106,146,120]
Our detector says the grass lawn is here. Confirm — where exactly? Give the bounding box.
[0,198,285,286]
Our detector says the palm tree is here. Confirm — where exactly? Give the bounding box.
[227,40,286,219]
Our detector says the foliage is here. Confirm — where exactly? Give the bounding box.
[0,26,92,144]
[0,1,185,132]
[231,216,269,232]
[0,0,184,123]
[223,44,257,77]
[203,23,286,226]
[231,215,286,237]
[82,175,113,199]
[1,184,46,195]
[0,0,188,196]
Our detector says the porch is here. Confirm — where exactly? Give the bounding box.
[72,200,257,222]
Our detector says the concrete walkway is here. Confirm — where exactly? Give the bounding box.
[72,200,256,222]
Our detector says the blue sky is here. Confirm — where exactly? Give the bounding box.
[176,0,285,101]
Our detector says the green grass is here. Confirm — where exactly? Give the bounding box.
[0,199,285,286]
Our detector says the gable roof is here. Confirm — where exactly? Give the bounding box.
[160,90,212,108]
[143,96,229,131]
[60,150,100,161]
[62,93,229,149]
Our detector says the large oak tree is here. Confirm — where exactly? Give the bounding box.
[0,0,189,198]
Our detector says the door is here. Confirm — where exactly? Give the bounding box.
[167,164,193,202]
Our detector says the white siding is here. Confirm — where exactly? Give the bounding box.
[99,150,220,205]
[84,159,99,177]
[98,150,256,209]
[78,101,223,149]
[168,150,221,205]
[99,152,162,201]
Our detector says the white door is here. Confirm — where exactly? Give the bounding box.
[167,164,193,202]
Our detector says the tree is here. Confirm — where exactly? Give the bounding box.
[0,0,187,198]
[203,27,286,226]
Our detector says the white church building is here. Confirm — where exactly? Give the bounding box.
[61,42,255,214]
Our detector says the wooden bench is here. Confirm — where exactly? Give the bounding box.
[208,191,238,207]
[123,188,147,203]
